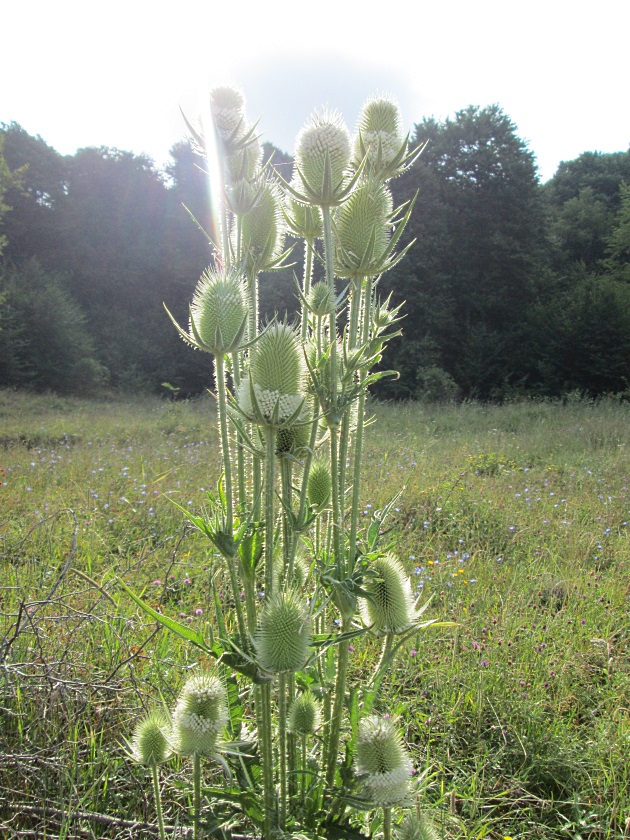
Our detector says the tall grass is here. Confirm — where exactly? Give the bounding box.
[1,390,629,838]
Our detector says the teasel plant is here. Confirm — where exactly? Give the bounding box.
[120,86,452,839]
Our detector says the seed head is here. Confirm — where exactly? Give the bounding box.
[356,715,412,805]
[171,670,229,756]
[288,691,322,736]
[189,267,247,355]
[255,589,311,674]
[284,188,324,240]
[130,710,172,766]
[361,553,416,635]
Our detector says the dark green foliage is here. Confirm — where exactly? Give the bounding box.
[0,260,106,393]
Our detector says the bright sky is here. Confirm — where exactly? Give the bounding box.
[2,0,628,182]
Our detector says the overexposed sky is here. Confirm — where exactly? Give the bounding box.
[2,0,628,182]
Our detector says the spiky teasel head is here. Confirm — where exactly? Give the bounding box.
[307,281,336,317]
[396,810,442,840]
[276,405,312,458]
[238,178,286,274]
[288,691,322,736]
[294,109,351,206]
[239,322,305,426]
[308,458,332,511]
[360,553,416,636]
[210,85,246,142]
[184,266,247,356]
[353,95,409,181]
[333,178,393,281]
[284,187,324,241]
[129,710,172,766]
[356,715,413,806]
[255,589,311,674]
[171,670,229,756]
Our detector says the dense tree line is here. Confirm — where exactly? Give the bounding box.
[0,113,629,399]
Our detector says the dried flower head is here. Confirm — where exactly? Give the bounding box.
[130,710,172,766]
[356,715,412,805]
[288,691,322,736]
[360,553,416,635]
[255,589,311,674]
[171,670,229,756]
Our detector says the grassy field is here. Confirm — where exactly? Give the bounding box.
[1,389,629,839]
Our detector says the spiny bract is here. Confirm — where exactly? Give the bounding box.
[396,811,442,840]
[238,179,285,273]
[171,670,229,756]
[356,715,413,805]
[255,589,311,674]
[360,553,416,635]
[307,458,332,510]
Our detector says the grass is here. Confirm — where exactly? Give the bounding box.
[1,389,629,839]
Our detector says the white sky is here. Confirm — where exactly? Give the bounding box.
[2,0,628,182]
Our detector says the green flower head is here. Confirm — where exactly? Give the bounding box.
[284,187,324,241]
[188,266,248,356]
[172,670,229,757]
[333,179,393,280]
[288,691,322,736]
[360,553,416,636]
[294,109,351,206]
[353,94,409,180]
[238,179,286,274]
[308,458,332,510]
[130,710,172,766]
[396,811,442,840]
[356,715,412,806]
[255,589,311,674]
[210,86,246,142]
[307,281,336,317]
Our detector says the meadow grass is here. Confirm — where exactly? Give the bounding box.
[1,389,629,838]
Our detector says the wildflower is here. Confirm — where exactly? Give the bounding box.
[287,691,322,736]
[396,809,441,840]
[293,109,352,206]
[360,553,421,636]
[129,710,172,766]
[356,715,412,805]
[308,458,332,511]
[255,589,311,674]
[171,670,228,756]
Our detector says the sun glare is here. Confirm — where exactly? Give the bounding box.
[199,104,225,258]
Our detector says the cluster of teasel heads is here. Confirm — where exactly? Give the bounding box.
[151,85,443,838]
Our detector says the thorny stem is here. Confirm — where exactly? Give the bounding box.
[150,764,166,840]
[193,752,202,840]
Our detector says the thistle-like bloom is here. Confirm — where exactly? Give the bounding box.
[288,691,322,736]
[360,553,417,635]
[129,710,172,766]
[166,266,247,357]
[171,670,229,756]
[293,109,352,207]
[307,458,332,510]
[238,179,287,274]
[255,589,311,674]
[239,322,305,426]
[396,811,442,840]
[356,715,413,806]
[333,179,393,281]
[353,95,419,181]
[210,86,247,141]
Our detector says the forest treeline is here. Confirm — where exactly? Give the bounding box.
[1,109,629,400]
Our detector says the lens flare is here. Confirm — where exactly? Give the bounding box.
[200,106,225,256]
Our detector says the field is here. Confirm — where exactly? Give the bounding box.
[1,389,629,839]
